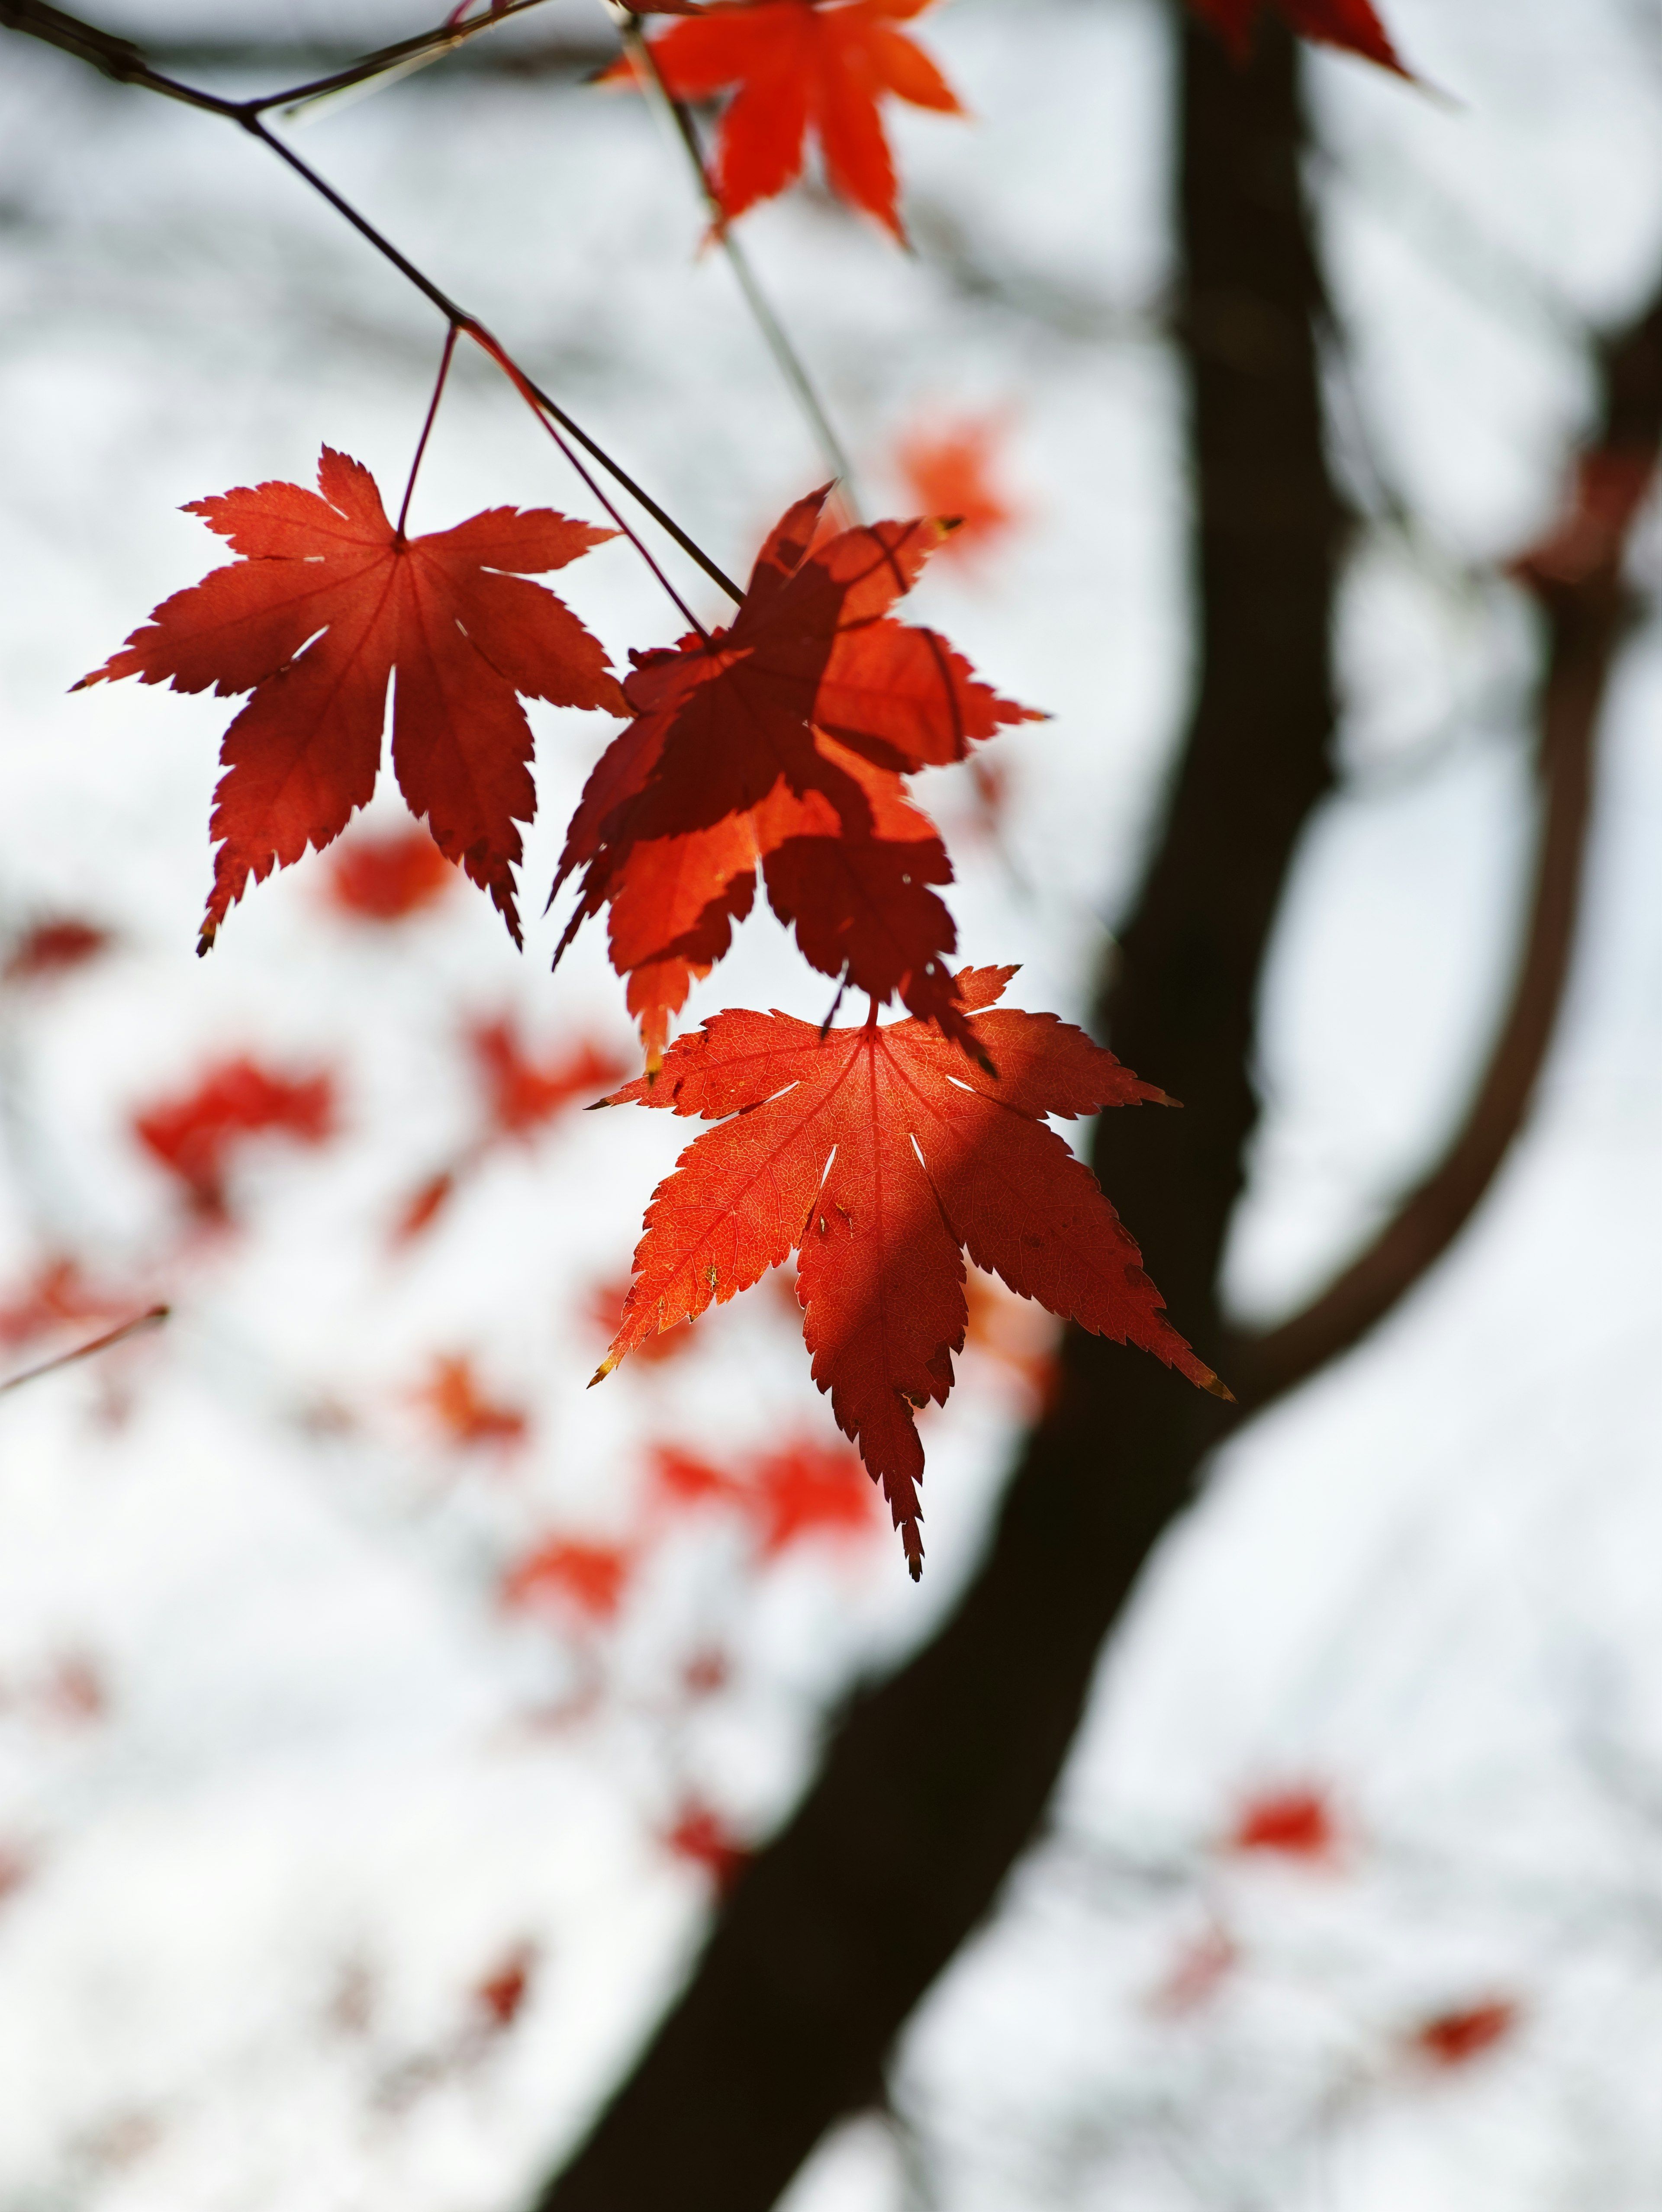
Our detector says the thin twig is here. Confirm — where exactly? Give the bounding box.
[0,0,744,611]
[0,1305,169,1396]
[611,6,863,519]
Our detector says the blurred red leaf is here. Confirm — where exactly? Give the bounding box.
[682,1648,730,1698]
[1149,1924,1238,2017]
[473,1940,539,2032]
[393,1169,458,1245]
[666,1802,748,1890]
[39,1652,110,1725]
[0,1257,137,1350]
[502,1536,632,1619]
[1412,1999,1519,2068]
[750,1438,878,1554]
[1227,1786,1338,1862]
[652,1444,741,1505]
[0,1845,30,1906]
[414,1353,528,1450]
[326,826,457,922]
[3,917,112,984]
[132,1056,335,1219]
[471,1020,630,1142]
[895,415,1020,564]
[649,1435,877,1554]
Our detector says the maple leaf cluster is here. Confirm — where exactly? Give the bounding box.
[553,484,1040,1064]
[84,444,1234,1573]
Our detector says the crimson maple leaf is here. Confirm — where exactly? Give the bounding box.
[554,488,1040,1065]
[1189,0,1406,72]
[610,0,964,238]
[595,968,1226,1576]
[78,447,625,951]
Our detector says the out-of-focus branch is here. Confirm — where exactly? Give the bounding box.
[0,0,577,112]
[0,1305,169,1396]
[1227,295,1662,1418]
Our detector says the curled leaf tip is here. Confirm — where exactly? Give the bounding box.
[1200,1368,1235,1403]
[588,1351,620,1388]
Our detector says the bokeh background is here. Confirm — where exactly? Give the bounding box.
[4,0,1662,2205]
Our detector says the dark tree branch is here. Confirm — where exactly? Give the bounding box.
[1226,294,1662,1417]
[537,18,1342,2209]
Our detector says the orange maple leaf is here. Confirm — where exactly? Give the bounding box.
[79,448,624,950]
[611,0,964,239]
[554,489,1040,1065]
[1189,0,1407,73]
[596,968,1225,1576]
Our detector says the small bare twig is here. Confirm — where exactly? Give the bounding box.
[0,0,744,611]
[0,1305,169,1397]
[607,5,863,518]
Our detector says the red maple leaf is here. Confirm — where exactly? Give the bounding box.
[895,414,1021,565]
[132,1056,335,1219]
[78,447,624,950]
[554,489,1040,1065]
[1189,0,1406,72]
[326,826,457,922]
[595,967,1225,1576]
[609,0,963,239]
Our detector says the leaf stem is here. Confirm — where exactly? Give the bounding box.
[613,7,864,523]
[396,324,460,541]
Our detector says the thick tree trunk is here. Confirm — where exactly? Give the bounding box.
[539,18,1340,2210]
